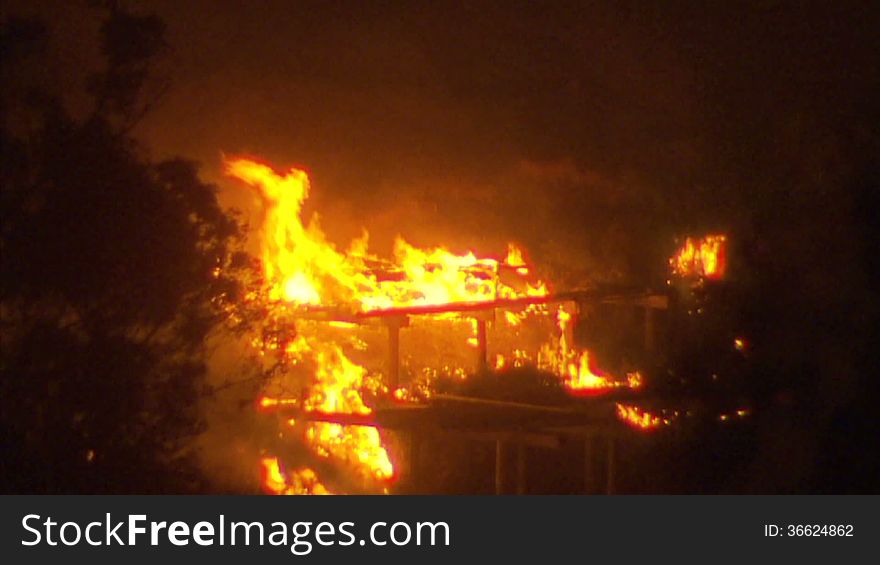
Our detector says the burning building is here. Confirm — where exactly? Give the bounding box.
[225,157,748,495]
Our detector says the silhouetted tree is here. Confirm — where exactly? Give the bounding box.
[0,7,251,492]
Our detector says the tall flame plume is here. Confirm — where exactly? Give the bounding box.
[228,157,642,493]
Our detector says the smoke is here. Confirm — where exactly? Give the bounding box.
[195,332,268,493]
[12,2,876,276]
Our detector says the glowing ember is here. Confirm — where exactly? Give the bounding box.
[616,404,671,430]
[670,234,727,280]
[258,396,298,409]
[718,409,750,422]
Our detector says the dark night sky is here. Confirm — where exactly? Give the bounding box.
[6,0,879,281]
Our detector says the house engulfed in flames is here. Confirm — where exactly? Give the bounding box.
[224,158,732,495]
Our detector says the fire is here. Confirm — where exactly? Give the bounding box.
[539,306,640,393]
[306,424,393,481]
[260,457,332,495]
[615,404,672,430]
[241,187,749,492]
[300,341,393,481]
[228,157,555,494]
[258,396,298,409]
[670,234,727,280]
[226,158,547,311]
[231,157,660,493]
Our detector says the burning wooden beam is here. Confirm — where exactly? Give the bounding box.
[383,315,408,390]
[282,288,667,324]
[268,394,617,432]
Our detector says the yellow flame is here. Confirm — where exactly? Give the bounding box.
[616,404,667,430]
[229,157,550,494]
[670,234,727,279]
[226,158,548,311]
[538,306,638,393]
[260,457,332,495]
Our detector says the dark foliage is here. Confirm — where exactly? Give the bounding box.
[0,7,247,492]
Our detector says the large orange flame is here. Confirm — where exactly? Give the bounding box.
[229,158,557,494]
[226,158,548,310]
[229,157,643,494]
[260,457,332,495]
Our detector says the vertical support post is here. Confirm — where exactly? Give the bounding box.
[476,318,488,373]
[495,439,505,495]
[408,431,421,493]
[387,322,400,390]
[564,300,576,347]
[583,433,594,494]
[645,305,655,353]
[515,440,527,495]
[606,435,616,495]
[385,316,408,391]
